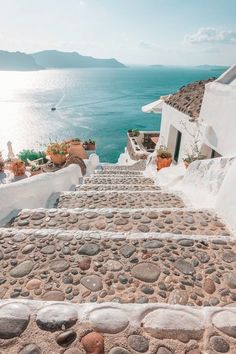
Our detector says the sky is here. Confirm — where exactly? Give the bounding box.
[0,0,235,66]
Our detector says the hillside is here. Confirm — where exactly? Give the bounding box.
[32,50,125,68]
[0,50,43,71]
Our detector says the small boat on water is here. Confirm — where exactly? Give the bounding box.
[51,107,56,111]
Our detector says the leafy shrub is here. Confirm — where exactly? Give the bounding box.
[18,150,47,165]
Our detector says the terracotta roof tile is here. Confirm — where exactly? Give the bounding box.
[164,78,215,120]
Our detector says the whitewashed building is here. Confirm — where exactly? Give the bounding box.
[143,65,236,163]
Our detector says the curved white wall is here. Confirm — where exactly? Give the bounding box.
[0,164,82,224]
[216,159,236,233]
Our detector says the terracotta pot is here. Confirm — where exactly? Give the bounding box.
[156,156,172,171]
[68,142,88,159]
[86,143,96,151]
[11,161,26,176]
[51,154,66,165]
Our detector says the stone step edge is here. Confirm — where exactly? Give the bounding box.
[61,190,166,195]
[0,299,236,337]
[76,184,160,189]
[1,227,234,243]
[17,206,218,214]
[85,176,151,180]
[94,172,143,176]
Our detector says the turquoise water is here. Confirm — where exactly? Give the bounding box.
[0,66,225,162]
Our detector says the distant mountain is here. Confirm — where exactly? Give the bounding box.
[149,64,164,67]
[195,65,229,71]
[32,50,125,69]
[0,50,43,71]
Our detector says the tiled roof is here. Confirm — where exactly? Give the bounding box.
[164,78,215,120]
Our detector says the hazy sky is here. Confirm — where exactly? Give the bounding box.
[0,0,235,65]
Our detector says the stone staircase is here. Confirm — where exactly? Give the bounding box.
[1,163,236,353]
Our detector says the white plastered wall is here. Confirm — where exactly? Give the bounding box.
[157,103,198,163]
[199,81,236,157]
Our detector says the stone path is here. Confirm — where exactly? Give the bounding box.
[56,192,185,209]
[1,162,235,353]
[2,301,236,354]
[9,208,230,236]
[76,184,161,191]
[84,176,154,185]
[0,229,236,307]
[95,170,142,176]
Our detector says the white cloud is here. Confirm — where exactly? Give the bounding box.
[185,27,236,45]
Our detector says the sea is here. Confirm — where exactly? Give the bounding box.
[0,66,226,163]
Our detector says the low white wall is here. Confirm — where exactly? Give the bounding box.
[216,159,236,233]
[0,164,82,224]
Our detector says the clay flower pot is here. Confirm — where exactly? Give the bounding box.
[10,160,26,176]
[86,143,96,151]
[156,156,172,171]
[68,142,88,159]
[51,154,67,165]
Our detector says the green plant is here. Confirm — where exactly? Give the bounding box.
[46,142,68,156]
[18,150,46,165]
[88,139,96,145]
[183,153,206,164]
[70,138,81,142]
[156,145,172,159]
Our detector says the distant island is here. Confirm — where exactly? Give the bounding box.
[32,50,125,69]
[149,64,164,67]
[0,50,43,71]
[195,65,229,71]
[0,50,125,71]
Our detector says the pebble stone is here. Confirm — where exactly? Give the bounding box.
[109,348,131,354]
[89,308,129,334]
[36,304,78,331]
[210,336,230,353]
[131,263,160,282]
[56,330,77,347]
[0,303,30,339]
[81,275,103,291]
[156,347,173,354]
[19,344,41,354]
[128,335,149,352]
[81,331,104,354]
[10,260,34,278]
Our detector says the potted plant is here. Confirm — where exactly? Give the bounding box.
[86,139,96,151]
[46,142,68,165]
[30,165,42,177]
[18,149,47,165]
[66,138,88,159]
[183,153,206,168]
[10,159,26,176]
[156,145,172,171]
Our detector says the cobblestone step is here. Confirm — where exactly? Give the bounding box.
[1,300,235,354]
[102,161,146,171]
[84,176,154,185]
[0,228,235,307]
[9,208,231,236]
[76,184,160,191]
[56,191,185,209]
[95,170,143,176]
